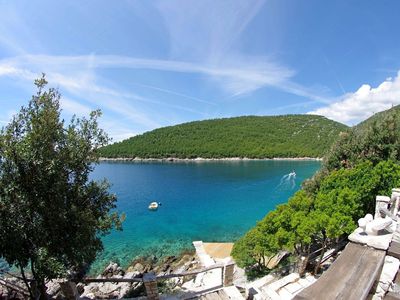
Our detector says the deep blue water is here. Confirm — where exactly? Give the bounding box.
[90,160,321,273]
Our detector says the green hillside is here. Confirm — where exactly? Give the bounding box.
[100,115,348,159]
[321,105,400,172]
[356,105,400,131]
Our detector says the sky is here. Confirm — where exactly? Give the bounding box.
[1,1,400,141]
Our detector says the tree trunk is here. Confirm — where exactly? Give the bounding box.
[38,281,48,300]
[298,246,311,277]
[265,256,273,268]
[18,264,34,299]
[30,260,47,300]
[298,255,309,277]
[314,240,327,274]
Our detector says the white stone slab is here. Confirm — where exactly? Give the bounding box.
[284,281,303,294]
[268,273,300,291]
[305,275,317,284]
[297,277,312,288]
[262,286,281,300]
[192,241,215,267]
[223,286,245,299]
[278,287,294,300]
[248,274,275,289]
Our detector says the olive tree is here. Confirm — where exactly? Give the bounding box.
[0,76,123,299]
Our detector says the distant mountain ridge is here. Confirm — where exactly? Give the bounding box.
[100,115,348,159]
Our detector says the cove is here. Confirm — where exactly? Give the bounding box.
[89,160,321,273]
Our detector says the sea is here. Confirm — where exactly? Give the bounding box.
[89,159,321,274]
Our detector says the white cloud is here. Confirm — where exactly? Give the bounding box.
[0,64,36,80]
[308,72,400,125]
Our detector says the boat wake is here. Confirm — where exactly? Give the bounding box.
[278,171,296,189]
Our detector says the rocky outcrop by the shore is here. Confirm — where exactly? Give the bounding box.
[0,252,200,299]
[80,253,199,299]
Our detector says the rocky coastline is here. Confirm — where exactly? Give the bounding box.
[99,156,322,162]
[0,251,200,299]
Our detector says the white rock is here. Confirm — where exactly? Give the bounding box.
[46,279,62,295]
[365,214,374,222]
[124,271,140,279]
[118,283,132,298]
[366,217,393,235]
[111,263,118,272]
[100,281,119,294]
[85,292,96,299]
[358,218,367,227]
[358,218,367,232]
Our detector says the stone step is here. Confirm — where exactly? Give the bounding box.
[266,273,300,291]
[216,290,230,300]
[193,241,216,267]
[223,286,245,299]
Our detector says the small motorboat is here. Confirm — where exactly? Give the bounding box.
[148,202,158,210]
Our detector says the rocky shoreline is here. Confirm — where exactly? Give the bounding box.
[0,251,200,299]
[99,156,322,162]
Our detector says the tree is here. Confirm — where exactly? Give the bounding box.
[0,76,123,299]
[233,106,400,277]
[232,160,400,276]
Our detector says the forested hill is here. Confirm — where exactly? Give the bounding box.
[355,105,400,132]
[100,115,348,159]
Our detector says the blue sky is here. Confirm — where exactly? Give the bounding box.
[1,1,400,141]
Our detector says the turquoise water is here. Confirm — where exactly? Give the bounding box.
[90,160,321,273]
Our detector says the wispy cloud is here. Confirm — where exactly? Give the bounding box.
[308,71,400,125]
[1,54,329,101]
[0,0,336,140]
[131,82,216,106]
[61,97,93,116]
[0,62,167,129]
[153,0,266,61]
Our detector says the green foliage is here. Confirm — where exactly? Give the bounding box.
[0,76,123,298]
[322,105,400,171]
[100,115,348,159]
[233,106,400,275]
[232,160,400,271]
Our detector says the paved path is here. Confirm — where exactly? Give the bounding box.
[193,241,216,267]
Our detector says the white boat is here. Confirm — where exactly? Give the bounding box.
[148,202,158,210]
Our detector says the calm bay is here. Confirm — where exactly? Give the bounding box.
[90,160,321,273]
